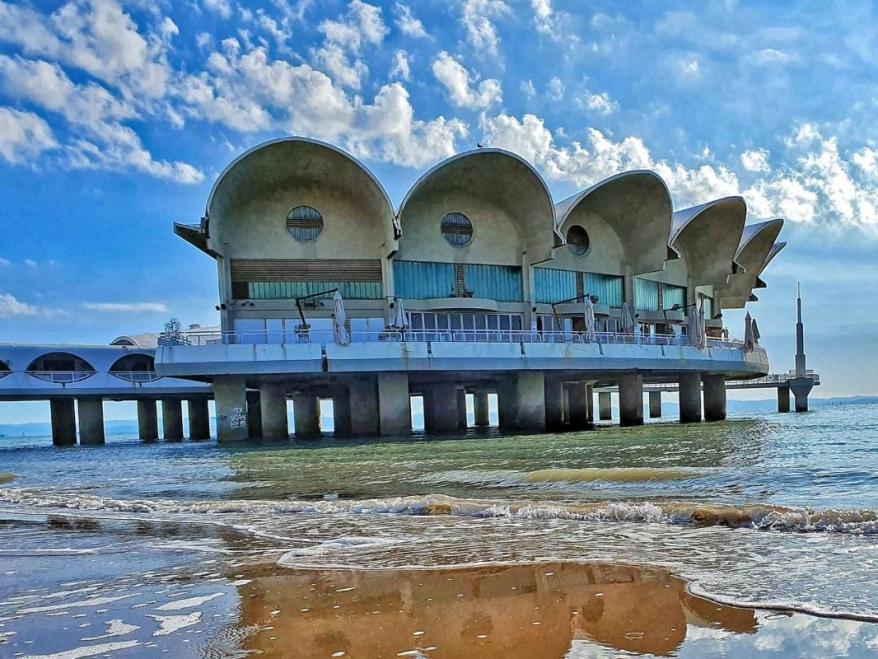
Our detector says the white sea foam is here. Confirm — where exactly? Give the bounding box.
[80,619,140,641]
[155,593,224,611]
[149,611,202,636]
[18,594,138,614]
[20,640,139,658]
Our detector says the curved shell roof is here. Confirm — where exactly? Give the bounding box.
[555,171,673,274]
[671,196,746,288]
[717,219,784,308]
[397,148,560,262]
[205,137,397,253]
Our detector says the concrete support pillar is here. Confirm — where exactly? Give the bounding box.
[474,391,490,427]
[777,386,791,413]
[648,391,662,419]
[187,398,211,440]
[678,373,702,423]
[424,383,459,434]
[618,374,644,427]
[378,373,411,436]
[333,385,352,437]
[794,393,809,413]
[137,399,158,441]
[703,375,727,421]
[260,383,289,440]
[586,384,595,423]
[50,399,77,446]
[515,372,546,432]
[598,391,612,421]
[293,393,320,439]
[161,399,184,441]
[456,388,468,430]
[545,379,564,430]
[246,390,262,439]
[213,376,249,443]
[497,379,517,431]
[567,382,589,428]
[349,377,379,437]
[76,398,105,445]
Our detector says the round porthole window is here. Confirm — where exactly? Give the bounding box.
[566,224,590,256]
[286,206,323,241]
[441,211,473,246]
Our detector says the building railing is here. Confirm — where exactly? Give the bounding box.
[166,328,755,352]
[108,370,162,383]
[25,370,97,384]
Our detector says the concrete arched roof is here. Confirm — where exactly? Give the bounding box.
[26,351,97,372]
[670,196,746,288]
[718,219,784,308]
[109,353,155,371]
[555,171,673,274]
[205,136,397,254]
[110,334,159,349]
[397,148,560,262]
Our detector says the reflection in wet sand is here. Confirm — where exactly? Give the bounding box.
[232,562,758,657]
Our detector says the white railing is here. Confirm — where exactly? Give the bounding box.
[167,328,750,351]
[108,370,162,383]
[25,370,97,384]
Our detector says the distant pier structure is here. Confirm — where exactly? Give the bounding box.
[780,285,817,412]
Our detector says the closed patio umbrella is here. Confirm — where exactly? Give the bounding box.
[393,297,408,329]
[743,311,754,352]
[751,317,761,345]
[333,291,350,345]
[697,299,706,349]
[688,301,700,348]
[583,297,597,342]
[621,302,636,333]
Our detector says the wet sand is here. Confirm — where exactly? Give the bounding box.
[222,561,873,658]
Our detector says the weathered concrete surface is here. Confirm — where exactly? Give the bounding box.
[474,391,490,426]
[567,382,589,428]
[260,383,289,440]
[161,399,184,441]
[378,373,411,436]
[77,398,105,445]
[545,378,564,430]
[648,391,662,419]
[137,399,158,441]
[333,385,352,437]
[187,398,211,439]
[515,372,546,432]
[703,375,727,421]
[349,377,379,437]
[618,374,644,426]
[679,373,702,424]
[424,383,459,434]
[777,386,790,413]
[213,376,249,442]
[293,393,320,439]
[50,398,77,446]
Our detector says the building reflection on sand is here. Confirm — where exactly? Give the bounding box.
[231,561,759,657]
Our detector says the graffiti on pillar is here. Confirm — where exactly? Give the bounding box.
[223,407,247,430]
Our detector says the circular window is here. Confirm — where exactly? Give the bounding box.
[441,212,473,247]
[286,206,323,241]
[566,225,590,256]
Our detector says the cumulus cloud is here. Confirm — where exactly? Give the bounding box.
[0,106,57,164]
[581,90,616,115]
[390,50,411,81]
[83,302,168,313]
[741,148,771,173]
[460,0,511,56]
[432,52,502,109]
[0,293,37,317]
[394,3,427,38]
[312,0,387,89]
[480,112,738,206]
[202,0,232,20]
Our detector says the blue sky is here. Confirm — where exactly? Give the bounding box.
[0,0,877,401]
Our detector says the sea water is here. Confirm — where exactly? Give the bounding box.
[1,404,878,656]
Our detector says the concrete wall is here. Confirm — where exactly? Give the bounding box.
[551,209,627,277]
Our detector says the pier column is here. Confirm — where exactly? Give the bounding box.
[349,377,379,437]
[703,375,727,421]
[424,383,459,434]
[586,384,595,424]
[213,376,249,442]
[598,391,612,421]
[378,373,411,436]
[777,386,791,413]
[497,379,517,430]
[679,373,702,423]
[545,378,564,430]
[246,390,262,439]
[515,372,546,432]
[648,391,662,419]
[260,383,289,440]
[456,388,468,430]
[567,382,589,428]
[50,399,77,446]
[474,391,490,427]
[76,398,105,445]
[333,385,352,437]
[293,393,321,439]
[137,399,158,441]
[618,374,644,427]
[187,398,211,440]
[161,399,184,441]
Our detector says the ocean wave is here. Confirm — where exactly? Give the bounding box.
[420,466,703,487]
[2,487,877,534]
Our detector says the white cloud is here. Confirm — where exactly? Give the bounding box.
[852,147,878,179]
[0,106,57,164]
[432,52,502,109]
[394,3,427,38]
[390,50,411,81]
[531,0,554,35]
[741,148,771,174]
[0,293,38,317]
[582,90,616,115]
[520,79,536,99]
[313,43,368,89]
[202,0,232,20]
[460,0,511,56]
[547,77,564,101]
[312,0,387,89]
[83,302,168,313]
